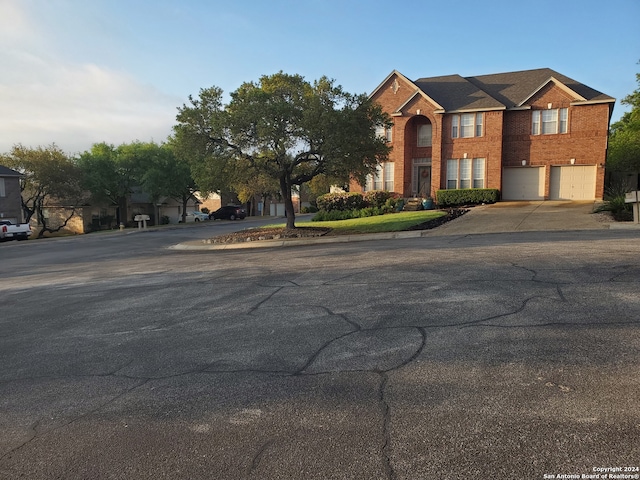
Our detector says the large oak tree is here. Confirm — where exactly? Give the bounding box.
[174,72,391,228]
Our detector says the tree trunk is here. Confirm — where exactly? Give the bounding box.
[181,194,189,223]
[118,196,128,226]
[280,175,296,229]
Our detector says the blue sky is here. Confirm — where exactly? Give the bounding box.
[1,0,638,154]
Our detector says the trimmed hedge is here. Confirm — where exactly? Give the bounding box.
[316,192,365,212]
[316,191,398,212]
[436,188,499,207]
[311,206,391,222]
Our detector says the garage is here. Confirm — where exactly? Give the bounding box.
[502,167,545,200]
[549,166,597,200]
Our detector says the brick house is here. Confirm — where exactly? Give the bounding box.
[0,165,24,223]
[352,68,615,201]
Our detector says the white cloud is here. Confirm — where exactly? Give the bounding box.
[0,1,182,154]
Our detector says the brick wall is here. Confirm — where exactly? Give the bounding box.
[503,83,610,199]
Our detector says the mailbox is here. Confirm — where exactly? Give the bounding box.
[624,191,640,224]
[134,214,150,229]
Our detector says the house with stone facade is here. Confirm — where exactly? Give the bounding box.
[353,68,615,201]
[0,165,24,223]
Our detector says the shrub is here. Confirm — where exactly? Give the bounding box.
[316,192,365,212]
[312,209,359,221]
[363,190,394,208]
[301,205,319,213]
[594,181,633,221]
[436,189,500,207]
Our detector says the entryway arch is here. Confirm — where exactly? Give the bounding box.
[405,115,433,197]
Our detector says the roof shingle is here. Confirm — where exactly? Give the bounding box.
[410,68,614,111]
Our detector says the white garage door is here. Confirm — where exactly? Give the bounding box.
[502,167,545,200]
[549,166,596,200]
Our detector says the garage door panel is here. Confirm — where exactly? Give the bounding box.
[502,167,544,200]
[549,166,596,200]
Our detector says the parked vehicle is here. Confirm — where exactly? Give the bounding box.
[0,220,32,241]
[180,211,209,223]
[209,205,246,220]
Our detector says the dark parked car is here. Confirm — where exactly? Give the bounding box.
[209,205,246,220]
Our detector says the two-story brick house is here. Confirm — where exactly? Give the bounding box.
[0,165,24,223]
[353,68,615,201]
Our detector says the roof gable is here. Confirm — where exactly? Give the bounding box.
[372,70,445,114]
[369,70,416,99]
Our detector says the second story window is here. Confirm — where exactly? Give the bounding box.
[417,124,432,147]
[452,113,483,138]
[532,108,568,135]
[375,125,393,142]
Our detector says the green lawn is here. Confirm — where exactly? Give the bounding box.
[269,210,447,234]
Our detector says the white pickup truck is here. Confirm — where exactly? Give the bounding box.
[0,220,32,241]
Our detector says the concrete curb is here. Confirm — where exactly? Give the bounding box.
[609,222,640,230]
[170,229,435,250]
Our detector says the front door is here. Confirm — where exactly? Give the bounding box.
[417,166,431,197]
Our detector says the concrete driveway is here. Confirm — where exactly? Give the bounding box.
[430,201,610,236]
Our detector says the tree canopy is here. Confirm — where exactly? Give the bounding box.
[607,68,640,178]
[0,144,84,237]
[78,141,199,224]
[174,72,391,228]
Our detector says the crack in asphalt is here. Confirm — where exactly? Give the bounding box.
[3,260,638,476]
[249,439,276,475]
[248,286,284,314]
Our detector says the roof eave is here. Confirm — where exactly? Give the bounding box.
[569,98,616,106]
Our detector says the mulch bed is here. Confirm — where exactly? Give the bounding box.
[206,208,469,244]
[404,208,469,230]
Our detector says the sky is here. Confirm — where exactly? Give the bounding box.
[1,0,639,155]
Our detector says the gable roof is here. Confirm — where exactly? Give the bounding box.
[0,165,22,177]
[383,68,614,113]
[466,68,614,108]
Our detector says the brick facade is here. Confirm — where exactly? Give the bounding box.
[351,69,614,201]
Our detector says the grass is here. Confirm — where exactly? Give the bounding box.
[268,210,447,234]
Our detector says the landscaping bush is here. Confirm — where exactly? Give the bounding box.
[316,192,365,212]
[301,205,319,213]
[436,188,500,207]
[312,209,360,221]
[363,190,394,208]
[311,205,394,222]
[313,191,399,220]
[594,181,633,221]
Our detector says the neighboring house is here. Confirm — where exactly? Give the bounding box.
[129,187,201,225]
[0,165,24,223]
[33,188,202,235]
[352,68,615,201]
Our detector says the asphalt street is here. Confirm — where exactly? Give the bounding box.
[1,212,639,479]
